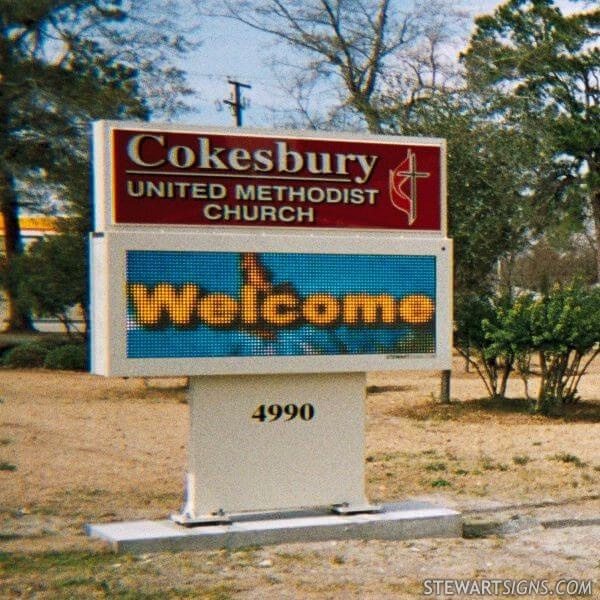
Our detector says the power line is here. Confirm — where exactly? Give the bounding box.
[188,71,274,83]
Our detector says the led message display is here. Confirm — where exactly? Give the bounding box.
[97,123,444,232]
[126,251,436,359]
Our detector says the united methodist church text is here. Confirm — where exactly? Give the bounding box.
[110,129,442,230]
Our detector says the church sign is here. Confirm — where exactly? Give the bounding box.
[89,122,452,523]
[93,122,445,232]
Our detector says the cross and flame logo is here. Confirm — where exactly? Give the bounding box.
[389,150,430,225]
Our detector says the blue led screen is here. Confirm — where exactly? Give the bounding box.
[126,251,436,358]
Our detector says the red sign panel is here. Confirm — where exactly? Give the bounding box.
[107,127,443,231]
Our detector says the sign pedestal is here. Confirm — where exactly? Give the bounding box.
[174,372,378,524]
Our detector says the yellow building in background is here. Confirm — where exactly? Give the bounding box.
[0,215,58,252]
[1,216,67,331]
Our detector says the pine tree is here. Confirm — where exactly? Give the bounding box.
[0,0,193,331]
[461,0,600,281]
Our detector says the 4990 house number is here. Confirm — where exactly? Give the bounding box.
[252,403,315,422]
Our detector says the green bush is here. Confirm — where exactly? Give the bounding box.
[2,342,48,368]
[43,344,87,371]
[37,335,73,351]
[455,292,534,400]
[455,282,600,413]
[527,283,600,412]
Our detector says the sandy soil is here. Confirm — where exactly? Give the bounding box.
[1,356,599,598]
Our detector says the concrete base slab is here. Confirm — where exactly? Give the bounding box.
[87,501,462,554]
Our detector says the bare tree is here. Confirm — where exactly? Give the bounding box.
[49,0,199,118]
[381,0,468,127]
[203,0,467,133]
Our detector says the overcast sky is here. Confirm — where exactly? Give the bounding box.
[177,0,580,128]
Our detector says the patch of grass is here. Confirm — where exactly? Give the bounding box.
[482,458,496,471]
[387,396,600,424]
[512,455,530,466]
[276,550,316,564]
[454,469,471,475]
[0,551,236,599]
[0,551,115,576]
[367,384,407,394]
[430,479,451,488]
[481,456,508,471]
[227,546,259,566]
[424,462,447,472]
[0,461,16,472]
[200,586,237,600]
[594,465,600,472]
[330,554,346,565]
[463,522,499,539]
[366,451,401,464]
[56,575,96,588]
[482,458,509,471]
[553,453,587,468]
[94,585,211,599]
[0,438,12,446]
[81,487,109,497]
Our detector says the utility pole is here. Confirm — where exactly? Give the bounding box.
[224,79,251,127]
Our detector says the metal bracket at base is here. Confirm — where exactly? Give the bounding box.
[170,510,232,527]
[330,502,382,515]
[171,502,383,526]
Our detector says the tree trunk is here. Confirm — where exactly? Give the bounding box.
[440,369,451,404]
[498,359,512,399]
[591,185,600,284]
[0,170,35,332]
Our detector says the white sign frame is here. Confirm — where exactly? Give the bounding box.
[90,230,452,377]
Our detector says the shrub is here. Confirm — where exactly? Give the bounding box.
[455,283,600,413]
[527,283,600,412]
[2,342,48,368]
[455,293,534,400]
[425,462,447,472]
[430,479,451,487]
[552,453,587,468]
[37,335,74,351]
[43,344,87,371]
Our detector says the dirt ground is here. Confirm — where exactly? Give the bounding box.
[1,356,599,598]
